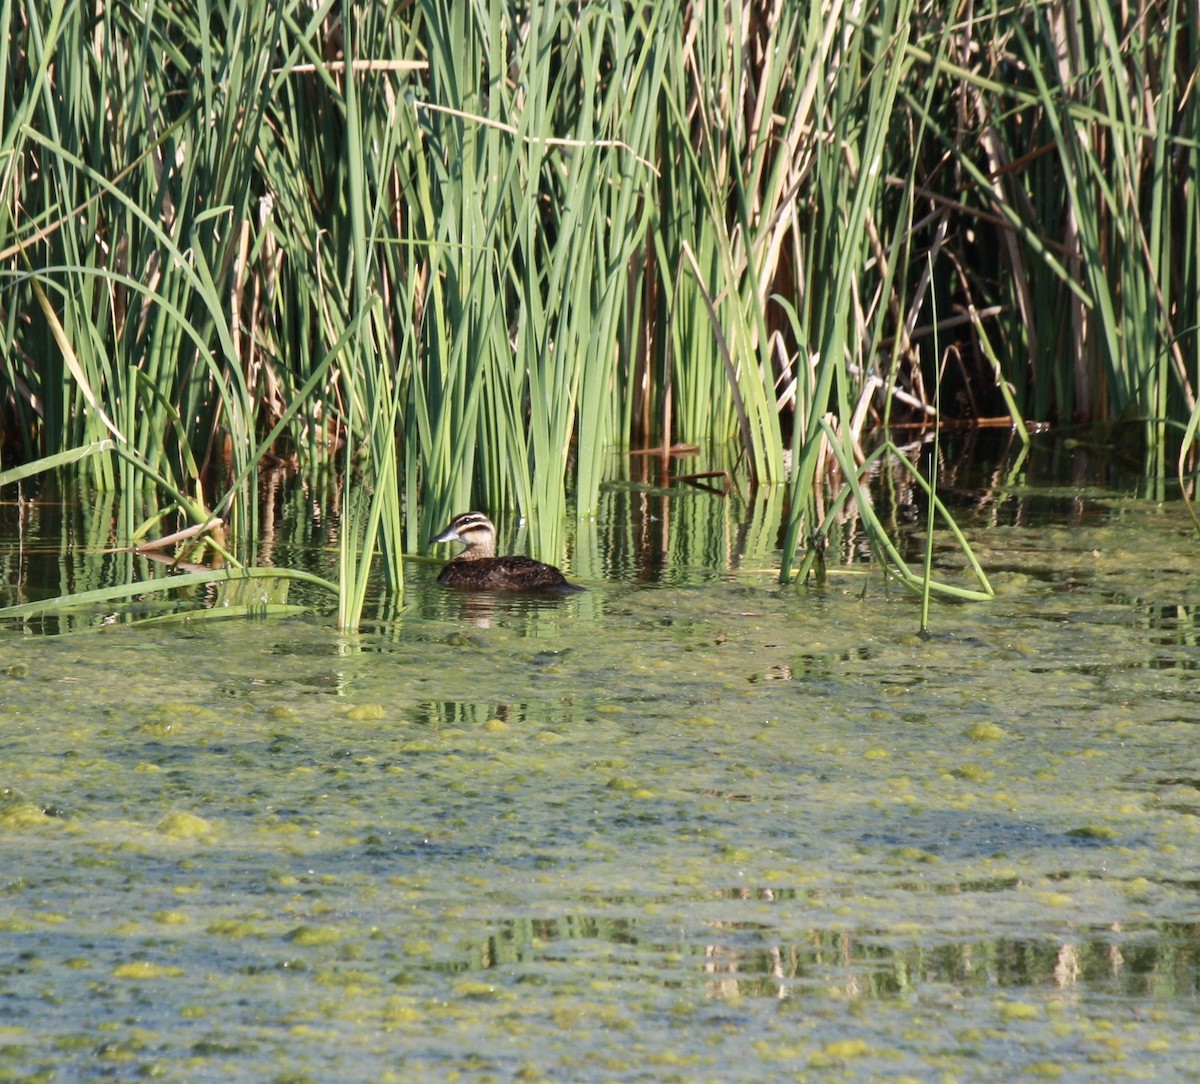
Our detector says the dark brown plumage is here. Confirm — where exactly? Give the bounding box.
[432,512,579,591]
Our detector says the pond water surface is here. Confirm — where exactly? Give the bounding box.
[2,440,1200,1081]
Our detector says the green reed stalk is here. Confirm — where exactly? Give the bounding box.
[781,0,917,582]
[920,260,940,635]
[815,426,993,602]
[400,0,665,549]
[335,10,399,631]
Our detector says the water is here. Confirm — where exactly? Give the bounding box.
[2,437,1200,1081]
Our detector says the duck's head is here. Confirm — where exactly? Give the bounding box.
[432,511,497,558]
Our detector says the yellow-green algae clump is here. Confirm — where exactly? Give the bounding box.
[156,811,216,839]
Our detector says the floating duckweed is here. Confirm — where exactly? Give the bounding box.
[1032,891,1074,907]
[315,969,372,993]
[822,1039,871,1059]
[966,722,1006,741]
[93,1040,139,1061]
[806,1038,873,1066]
[136,716,181,737]
[157,812,214,839]
[112,961,185,980]
[346,704,387,721]
[646,1050,704,1067]
[0,798,50,830]
[7,503,1200,1080]
[205,917,262,941]
[453,980,498,999]
[382,997,424,1025]
[53,1034,93,1051]
[285,925,341,946]
[1068,825,1119,840]
[999,1001,1041,1020]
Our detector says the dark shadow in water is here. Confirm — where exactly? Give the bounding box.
[853,808,1134,861]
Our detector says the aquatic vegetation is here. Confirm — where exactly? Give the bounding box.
[2,496,1200,1080]
[1,0,1198,622]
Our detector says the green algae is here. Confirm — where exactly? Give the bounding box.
[285,925,344,947]
[156,811,217,839]
[112,961,186,980]
[1,499,1200,1080]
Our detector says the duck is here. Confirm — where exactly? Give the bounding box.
[431,511,579,591]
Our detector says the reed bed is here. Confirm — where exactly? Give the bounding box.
[1,0,1197,624]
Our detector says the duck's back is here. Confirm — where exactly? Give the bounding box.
[438,555,575,591]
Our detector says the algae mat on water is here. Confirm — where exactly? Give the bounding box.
[2,503,1200,1081]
